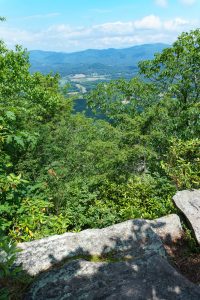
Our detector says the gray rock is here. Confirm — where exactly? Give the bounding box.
[17,215,200,299]
[25,255,200,300]
[16,219,166,276]
[148,214,183,242]
[173,190,200,245]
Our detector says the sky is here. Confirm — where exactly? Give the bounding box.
[0,0,200,52]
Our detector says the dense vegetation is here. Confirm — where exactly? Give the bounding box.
[0,29,199,248]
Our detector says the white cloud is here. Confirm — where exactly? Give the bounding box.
[154,0,168,7]
[94,21,134,34]
[0,15,198,51]
[179,0,196,5]
[164,17,189,30]
[134,15,162,29]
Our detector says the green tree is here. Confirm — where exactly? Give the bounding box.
[139,29,200,139]
[139,29,200,106]
[0,39,72,239]
[87,77,158,120]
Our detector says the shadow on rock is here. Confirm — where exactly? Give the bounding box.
[17,217,200,300]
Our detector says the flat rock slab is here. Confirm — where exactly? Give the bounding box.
[16,219,166,276]
[25,254,200,300]
[173,190,200,245]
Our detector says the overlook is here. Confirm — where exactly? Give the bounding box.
[0,0,200,299]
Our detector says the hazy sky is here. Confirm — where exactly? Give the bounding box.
[0,0,199,52]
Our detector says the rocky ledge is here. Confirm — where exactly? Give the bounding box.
[14,213,200,300]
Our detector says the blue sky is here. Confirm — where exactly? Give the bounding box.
[0,0,199,52]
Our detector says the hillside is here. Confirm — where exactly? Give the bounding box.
[29,43,168,76]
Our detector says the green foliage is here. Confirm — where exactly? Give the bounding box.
[9,197,70,242]
[0,173,27,232]
[0,29,199,248]
[139,29,200,106]
[96,174,176,221]
[0,235,21,299]
[0,235,21,278]
[0,169,70,242]
[87,77,157,120]
[0,235,33,299]
[0,40,72,241]
[162,138,200,189]
[183,226,200,254]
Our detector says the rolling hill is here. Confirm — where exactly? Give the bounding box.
[29,43,169,76]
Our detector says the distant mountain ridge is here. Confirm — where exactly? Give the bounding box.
[29,43,169,76]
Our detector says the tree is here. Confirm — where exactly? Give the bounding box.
[0,40,72,240]
[139,29,200,105]
[139,29,200,140]
[87,77,158,120]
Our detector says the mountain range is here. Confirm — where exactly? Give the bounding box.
[29,43,169,76]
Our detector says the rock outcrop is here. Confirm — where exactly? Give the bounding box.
[24,255,200,300]
[14,214,200,299]
[173,190,200,245]
[16,219,166,276]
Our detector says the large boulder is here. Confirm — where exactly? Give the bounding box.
[15,215,200,299]
[16,219,166,276]
[25,255,200,300]
[16,215,183,277]
[173,190,200,245]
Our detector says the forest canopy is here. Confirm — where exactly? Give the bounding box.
[0,29,199,243]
